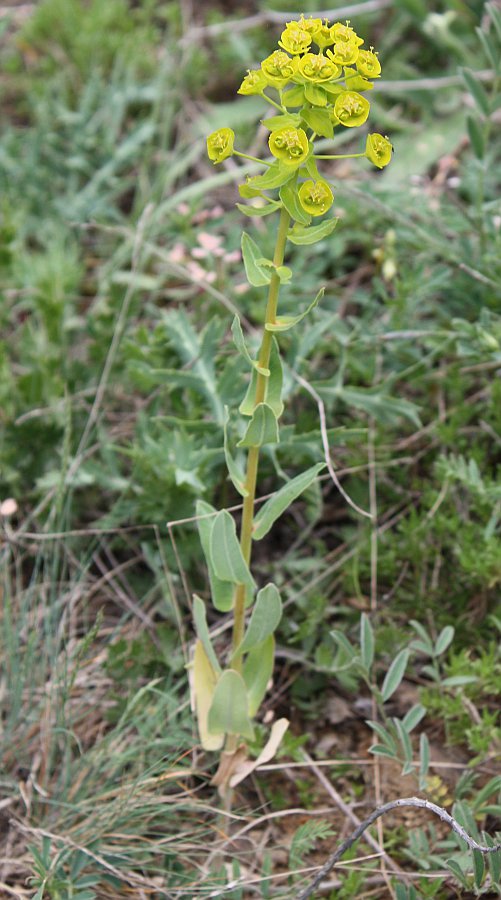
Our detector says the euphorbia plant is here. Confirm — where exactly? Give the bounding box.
[191,14,392,800]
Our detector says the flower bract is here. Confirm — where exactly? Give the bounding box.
[298,179,334,216]
[279,22,312,55]
[365,133,393,168]
[330,21,364,46]
[261,50,298,89]
[334,90,370,127]
[268,127,309,166]
[207,128,235,164]
[356,49,381,78]
[313,20,334,48]
[327,41,360,66]
[238,69,268,95]
[298,52,339,83]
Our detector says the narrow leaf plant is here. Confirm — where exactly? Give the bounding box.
[191,14,393,802]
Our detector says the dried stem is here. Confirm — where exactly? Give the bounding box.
[296,797,501,900]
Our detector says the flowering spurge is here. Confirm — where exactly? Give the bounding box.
[196,16,393,802]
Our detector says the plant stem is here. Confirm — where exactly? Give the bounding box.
[225,206,290,753]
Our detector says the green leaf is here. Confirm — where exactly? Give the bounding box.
[239,366,259,417]
[210,510,256,591]
[196,500,234,612]
[402,703,426,733]
[236,583,282,655]
[266,337,284,417]
[322,81,344,97]
[467,114,485,159]
[236,200,282,218]
[247,161,295,190]
[253,462,325,540]
[304,83,327,106]
[367,720,398,753]
[255,257,293,283]
[475,26,500,71]
[266,288,323,333]
[263,113,302,131]
[419,732,430,788]
[301,107,334,139]
[208,669,255,739]
[223,407,248,497]
[239,337,284,418]
[282,85,306,107]
[288,218,338,245]
[330,630,358,666]
[434,625,454,656]
[488,1,501,42]
[241,232,272,287]
[381,649,410,702]
[394,718,413,764]
[487,834,501,884]
[473,849,485,888]
[243,634,275,716]
[324,385,422,428]
[193,595,221,674]
[461,68,490,116]
[360,613,374,672]
[279,181,311,225]
[238,403,279,448]
[369,744,397,760]
[231,316,269,375]
[446,859,470,890]
[303,155,321,180]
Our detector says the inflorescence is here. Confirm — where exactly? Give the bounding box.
[207,15,393,220]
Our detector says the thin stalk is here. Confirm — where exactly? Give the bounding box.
[224,206,290,754]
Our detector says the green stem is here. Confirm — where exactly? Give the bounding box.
[224,206,290,754]
[260,91,285,112]
[315,152,367,159]
[234,150,272,167]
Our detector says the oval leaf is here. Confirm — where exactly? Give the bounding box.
[265,288,323,333]
[238,403,279,448]
[210,510,256,592]
[208,669,254,739]
[241,232,272,287]
[196,500,234,612]
[236,583,282,656]
[288,218,337,245]
[243,634,275,717]
[434,625,454,657]
[193,595,221,674]
[381,648,410,703]
[192,641,224,751]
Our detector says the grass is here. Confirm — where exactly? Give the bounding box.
[0,0,500,897]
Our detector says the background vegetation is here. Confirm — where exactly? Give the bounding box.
[0,0,500,897]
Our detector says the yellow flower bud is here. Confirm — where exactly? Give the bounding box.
[298,52,340,83]
[238,69,268,95]
[279,22,312,55]
[365,133,393,168]
[311,19,334,48]
[356,49,381,78]
[268,127,309,167]
[298,179,334,216]
[334,90,370,127]
[207,128,235,164]
[261,50,299,89]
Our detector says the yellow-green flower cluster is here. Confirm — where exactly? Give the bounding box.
[206,16,393,221]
